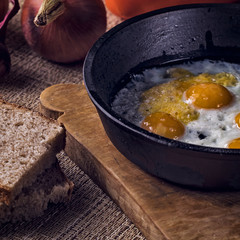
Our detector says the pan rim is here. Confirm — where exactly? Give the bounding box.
[83,3,240,158]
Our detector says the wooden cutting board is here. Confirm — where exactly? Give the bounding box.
[40,83,240,240]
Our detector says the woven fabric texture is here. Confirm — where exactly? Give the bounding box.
[0,1,146,239]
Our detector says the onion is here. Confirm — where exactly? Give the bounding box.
[21,0,107,63]
[0,0,19,78]
[0,0,9,22]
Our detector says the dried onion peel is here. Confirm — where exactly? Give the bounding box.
[21,0,107,63]
[0,0,20,78]
[0,0,9,22]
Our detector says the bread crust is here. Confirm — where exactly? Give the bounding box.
[0,189,10,206]
[0,98,64,126]
[0,100,66,205]
[0,161,74,223]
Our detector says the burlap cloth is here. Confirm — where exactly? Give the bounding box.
[0,1,146,239]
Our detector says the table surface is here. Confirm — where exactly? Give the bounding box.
[0,1,146,239]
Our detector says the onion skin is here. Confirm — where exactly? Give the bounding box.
[21,0,107,63]
[0,0,19,78]
[0,0,8,22]
[106,0,240,19]
[0,0,10,77]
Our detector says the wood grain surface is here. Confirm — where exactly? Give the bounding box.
[40,83,240,240]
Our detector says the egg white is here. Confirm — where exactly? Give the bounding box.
[180,83,240,147]
[111,59,240,148]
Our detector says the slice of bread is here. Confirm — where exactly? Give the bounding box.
[0,160,74,223]
[0,100,66,205]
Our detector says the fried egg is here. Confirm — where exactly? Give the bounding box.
[111,59,240,148]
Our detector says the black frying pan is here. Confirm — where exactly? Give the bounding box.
[83,4,240,190]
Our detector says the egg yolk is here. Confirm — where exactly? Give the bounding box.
[141,112,185,139]
[235,113,240,128]
[228,138,240,149]
[185,83,233,109]
[139,70,236,125]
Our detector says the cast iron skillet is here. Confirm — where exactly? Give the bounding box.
[83,4,240,190]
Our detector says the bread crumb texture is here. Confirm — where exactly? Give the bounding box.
[0,162,73,223]
[0,101,65,203]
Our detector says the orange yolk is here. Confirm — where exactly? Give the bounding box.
[228,138,240,149]
[235,113,240,128]
[141,112,185,139]
[185,83,233,109]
